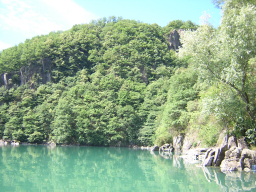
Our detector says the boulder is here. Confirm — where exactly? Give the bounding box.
[220,159,242,172]
[243,158,253,169]
[238,137,248,149]
[151,145,159,152]
[228,136,237,149]
[240,149,256,169]
[220,147,256,172]
[230,147,242,159]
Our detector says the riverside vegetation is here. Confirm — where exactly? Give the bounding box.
[0,0,256,150]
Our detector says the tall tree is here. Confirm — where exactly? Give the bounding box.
[179,1,256,140]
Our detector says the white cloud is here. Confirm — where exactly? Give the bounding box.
[0,40,11,51]
[40,0,98,26]
[0,0,99,38]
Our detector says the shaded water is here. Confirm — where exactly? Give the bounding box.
[0,145,256,192]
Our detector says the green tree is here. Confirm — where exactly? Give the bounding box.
[180,1,256,143]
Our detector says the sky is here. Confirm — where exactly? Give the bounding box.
[0,0,222,51]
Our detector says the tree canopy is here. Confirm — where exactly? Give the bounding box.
[0,3,255,147]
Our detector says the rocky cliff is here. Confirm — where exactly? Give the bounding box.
[0,58,52,88]
[167,29,182,51]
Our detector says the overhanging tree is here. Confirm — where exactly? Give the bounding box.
[179,2,256,139]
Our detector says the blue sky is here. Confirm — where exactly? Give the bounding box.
[0,0,221,51]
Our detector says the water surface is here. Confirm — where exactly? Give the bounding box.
[0,145,255,192]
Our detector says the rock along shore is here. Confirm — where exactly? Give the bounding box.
[141,134,256,173]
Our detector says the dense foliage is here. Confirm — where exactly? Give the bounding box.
[0,0,255,147]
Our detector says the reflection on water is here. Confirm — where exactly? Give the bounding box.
[0,145,255,192]
[202,166,256,192]
[159,150,256,192]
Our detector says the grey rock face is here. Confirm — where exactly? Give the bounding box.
[167,30,182,51]
[182,136,193,153]
[228,136,237,149]
[214,134,229,166]
[0,58,52,88]
[151,145,159,151]
[20,58,51,86]
[173,134,184,152]
[203,156,215,166]
[0,72,21,88]
[220,147,256,172]
[238,137,248,149]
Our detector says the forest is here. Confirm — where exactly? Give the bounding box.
[0,0,255,147]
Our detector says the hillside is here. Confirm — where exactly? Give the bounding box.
[0,0,255,147]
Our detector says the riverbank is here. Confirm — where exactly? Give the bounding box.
[139,133,256,173]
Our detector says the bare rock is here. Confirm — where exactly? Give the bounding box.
[221,134,229,149]
[182,136,193,152]
[220,159,242,172]
[238,137,248,149]
[173,134,184,152]
[240,149,256,170]
[228,136,237,149]
[215,144,229,166]
[151,145,159,152]
[159,143,173,152]
[230,147,242,159]
[220,147,256,172]
[203,148,217,166]
[212,148,220,166]
[203,156,215,166]
[167,30,181,51]
[243,158,253,169]
[241,149,256,161]
[244,168,251,172]
[216,130,228,146]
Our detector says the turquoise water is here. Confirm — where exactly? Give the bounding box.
[0,145,255,192]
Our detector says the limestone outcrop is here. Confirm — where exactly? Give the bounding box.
[220,147,256,172]
[198,134,256,172]
[0,58,51,88]
[173,134,184,152]
[167,30,182,51]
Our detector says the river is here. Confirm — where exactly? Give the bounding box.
[0,145,255,191]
